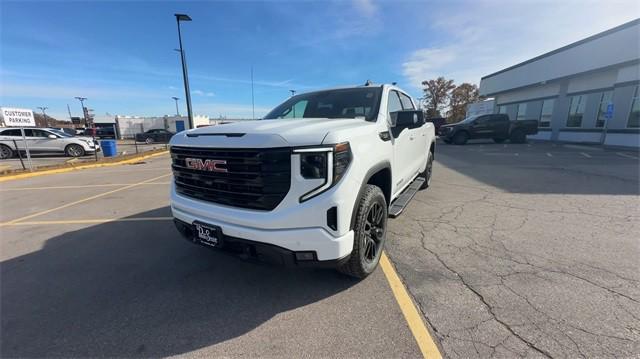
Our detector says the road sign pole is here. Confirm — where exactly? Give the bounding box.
[19,127,33,171]
[600,102,614,145]
[11,139,25,170]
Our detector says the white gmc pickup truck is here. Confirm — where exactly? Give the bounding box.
[170,83,436,278]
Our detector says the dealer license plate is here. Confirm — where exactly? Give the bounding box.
[193,222,221,247]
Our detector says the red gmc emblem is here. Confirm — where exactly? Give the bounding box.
[185,158,228,173]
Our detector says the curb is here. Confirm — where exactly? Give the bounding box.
[0,150,169,183]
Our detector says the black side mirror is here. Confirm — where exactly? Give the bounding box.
[390,110,423,129]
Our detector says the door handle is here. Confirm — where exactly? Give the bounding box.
[409,136,415,140]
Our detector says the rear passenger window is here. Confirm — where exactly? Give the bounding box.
[1,129,22,136]
[399,93,415,110]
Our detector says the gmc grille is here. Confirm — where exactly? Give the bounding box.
[171,146,291,211]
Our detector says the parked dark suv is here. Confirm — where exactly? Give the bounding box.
[135,129,174,144]
[439,114,538,145]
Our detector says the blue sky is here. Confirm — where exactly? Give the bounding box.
[1,0,638,121]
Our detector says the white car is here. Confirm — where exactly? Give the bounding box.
[170,83,436,278]
[0,127,100,159]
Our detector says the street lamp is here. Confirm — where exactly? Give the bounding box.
[75,96,88,126]
[171,97,180,116]
[174,13,193,130]
[289,89,296,97]
[37,106,49,127]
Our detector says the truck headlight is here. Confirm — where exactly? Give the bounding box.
[294,142,352,202]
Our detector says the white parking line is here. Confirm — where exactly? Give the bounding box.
[580,152,592,158]
[616,152,639,159]
[546,152,553,157]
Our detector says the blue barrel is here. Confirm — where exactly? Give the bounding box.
[101,140,117,157]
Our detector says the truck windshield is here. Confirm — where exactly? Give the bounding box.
[263,87,382,121]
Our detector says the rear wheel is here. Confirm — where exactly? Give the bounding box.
[0,144,13,159]
[65,144,85,157]
[453,131,468,145]
[493,138,506,143]
[338,185,387,279]
[510,130,526,143]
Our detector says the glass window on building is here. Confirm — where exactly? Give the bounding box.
[595,91,613,128]
[628,85,640,128]
[498,105,507,114]
[539,99,554,128]
[516,103,527,121]
[566,95,586,127]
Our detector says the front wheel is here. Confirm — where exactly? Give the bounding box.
[145,137,154,144]
[0,144,14,159]
[65,144,85,157]
[418,150,434,189]
[338,185,388,279]
[453,131,468,145]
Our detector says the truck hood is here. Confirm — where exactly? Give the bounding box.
[170,118,366,148]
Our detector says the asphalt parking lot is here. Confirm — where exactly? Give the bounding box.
[387,140,640,358]
[0,140,168,172]
[1,140,639,358]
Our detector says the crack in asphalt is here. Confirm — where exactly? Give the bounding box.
[417,236,554,358]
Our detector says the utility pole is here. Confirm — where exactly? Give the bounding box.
[174,13,193,129]
[75,97,88,126]
[37,106,49,127]
[172,97,180,116]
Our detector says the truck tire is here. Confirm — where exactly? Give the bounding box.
[338,185,387,279]
[493,138,506,143]
[65,144,85,157]
[418,150,433,190]
[453,131,468,145]
[510,130,526,144]
[0,144,14,159]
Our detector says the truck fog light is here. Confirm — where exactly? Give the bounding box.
[295,251,316,261]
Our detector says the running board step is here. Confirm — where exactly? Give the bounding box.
[388,177,425,218]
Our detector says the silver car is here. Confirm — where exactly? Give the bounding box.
[0,127,100,159]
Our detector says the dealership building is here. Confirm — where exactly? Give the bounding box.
[479,19,640,147]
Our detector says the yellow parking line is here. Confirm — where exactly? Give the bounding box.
[1,173,172,226]
[380,252,442,359]
[0,150,168,183]
[3,217,173,226]
[0,182,170,191]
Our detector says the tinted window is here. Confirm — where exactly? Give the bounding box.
[567,95,586,127]
[1,129,22,136]
[474,115,490,125]
[490,115,508,123]
[264,87,382,121]
[399,93,415,110]
[388,91,403,114]
[629,85,640,128]
[539,99,554,128]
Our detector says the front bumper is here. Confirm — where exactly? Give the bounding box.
[173,218,351,267]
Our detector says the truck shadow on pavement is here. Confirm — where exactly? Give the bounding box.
[1,207,357,357]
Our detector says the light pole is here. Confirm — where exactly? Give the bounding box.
[174,13,193,129]
[171,96,180,116]
[289,89,296,97]
[37,106,49,127]
[75,96,88,127]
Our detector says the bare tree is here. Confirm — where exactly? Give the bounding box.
[448,83,480,123]
[421,77,455,118]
